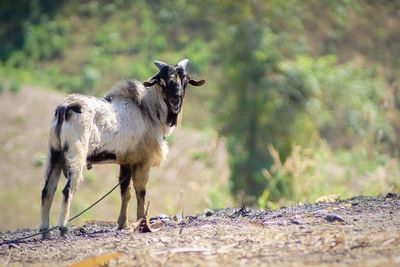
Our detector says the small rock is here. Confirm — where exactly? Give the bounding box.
[8,243,18,249]
[386,192,399,199]
[204,209,213,217]
[290,219,301,225]
[59,226,69,236]
[186,215,198,223]
[173,214,183,222]
[149,214,170,222]
[230,207,251,218]
[325,214,345,223]
[316,194,340,203]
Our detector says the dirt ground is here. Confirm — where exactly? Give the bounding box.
[1,194,399,267]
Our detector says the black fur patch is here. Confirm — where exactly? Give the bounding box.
[87,151,117,163]
[50,148,63,167]
[104,95,112,102]
[65,104,82,121]
[62,178,71,201]
[167,111,178,127]
[63,166,68,179]
[139,190,146,199]
[119,165,132,195]
[41,180,49,204]
[43,148,63,203]
[55,106,66,143]
[63,143,69,153]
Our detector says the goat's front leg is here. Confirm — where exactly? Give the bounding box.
[132,164,150,220]
[117,164,132,229]
[40,148,63,239]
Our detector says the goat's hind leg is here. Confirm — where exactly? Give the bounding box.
[117,165,132,229]
[40,148,63,239]
[58,147,86,236]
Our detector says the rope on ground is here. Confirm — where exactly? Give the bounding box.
[0,175,129,246]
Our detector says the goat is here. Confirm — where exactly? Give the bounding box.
[39,59,205,239]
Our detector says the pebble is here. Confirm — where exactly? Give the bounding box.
[205,209,214,217]
[324,214,345,223]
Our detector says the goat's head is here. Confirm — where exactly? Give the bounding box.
[143,59,205,115]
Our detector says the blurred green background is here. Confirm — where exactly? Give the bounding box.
[0,0,399,229]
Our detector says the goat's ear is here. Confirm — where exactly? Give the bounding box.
[188,77,205,87]
[143,79,158,87]
[143,73,160,87]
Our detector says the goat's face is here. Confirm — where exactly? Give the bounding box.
[144,59,205,114]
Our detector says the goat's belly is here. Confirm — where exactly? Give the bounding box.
[86,150,143,166]
[86,151,117,164]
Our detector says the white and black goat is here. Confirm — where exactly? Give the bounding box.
[39,59,205,238]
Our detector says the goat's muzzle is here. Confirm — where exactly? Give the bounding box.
[169,96,182,114]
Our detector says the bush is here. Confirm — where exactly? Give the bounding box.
[258,143,400,209]
[22,18,70,63]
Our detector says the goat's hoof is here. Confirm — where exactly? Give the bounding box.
[117,222,131,231]
[40,229,51,240]
[117,218,128,230]
[59,226,69,236]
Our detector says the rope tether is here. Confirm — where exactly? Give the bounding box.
[0,175,129,246]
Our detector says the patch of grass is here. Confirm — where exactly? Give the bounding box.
[207,186,229,209]
[33,154,46,168]
[84,171,96,186]
[258,143,400,209]
[163,196,177,215]
[9,80,21,94]
[71,198,92,223]
[191,151,209,162]
[0,82,5,93]
[11,114,25,126]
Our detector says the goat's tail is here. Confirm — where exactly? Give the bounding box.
[53,103,82,147]
[54,106,66,147]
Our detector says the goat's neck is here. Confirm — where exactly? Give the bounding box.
[142,86,174,137]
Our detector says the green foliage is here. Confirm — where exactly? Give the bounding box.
[6,18,70,68]
[9,80,21,94]
[207,184,232,209]
[0,82,5,94]
[81,65,100,92]
[282,56,395,152]
[0,0,63,61]
[23,19,70,62]
[258,143,400,209]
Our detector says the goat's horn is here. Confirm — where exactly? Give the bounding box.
[177,59,189,70]
[154,61,168,70]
